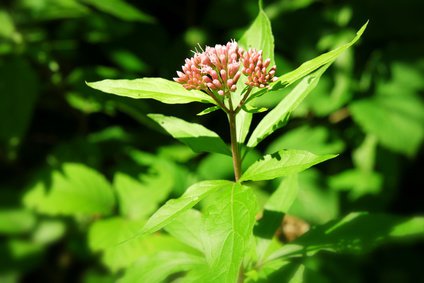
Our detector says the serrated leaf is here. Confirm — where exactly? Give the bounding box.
[119,252,204,283]
[87,78,215,105]
[23,163,115,216]
[267,212,424,261]
[271,21,368,87]
[140,180,233,235]
[148,114,231,156]
[240,150,337,182]
[239,6,275,66]
[82,0,155,23]
[199,183,257,283]
[247,64,330,148]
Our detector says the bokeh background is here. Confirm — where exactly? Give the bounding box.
[0,0,423,282]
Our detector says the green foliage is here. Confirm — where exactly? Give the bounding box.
[148,114,231,156]
[240,150,337,182]
[24,163,115,216]
[1,0,423,282]
[87,78,215,104]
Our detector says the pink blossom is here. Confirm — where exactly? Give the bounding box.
[174,41,277,95]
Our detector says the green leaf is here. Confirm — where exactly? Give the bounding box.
[24,163,115,216]
[288,264,305,283]
[164,209,204,252]
[240,150,337,182]
[350,95,424,156]
[114,173,165,220]
[271,21,368,87]
[267,212,424,261]
[31,220,66,245]
[236,109,253,144]
[82,0,155,23]
[265,174,298,213]
[0,209,36,235]
[119,252,204,283]
[199,183,257,283]
[239,6,275,66]
[89,217,194,271]
[140,180,233,235]
[329,169,382,201]
[87,78,215,105]
[266,125,345,156]
[148,114,231,156]
[197,106,220,116]
[290,170,339,225]
[247,64,330,148]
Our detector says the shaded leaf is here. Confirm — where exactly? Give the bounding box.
[350,95,424,156]
[0,58,39,149]
[82,0,155,23]
[271,21,368,87]
[265,174,298,213]
[0,209,36,235]
[267,212,424,261]
[87,78,215,105]
[289,170,339,225]
[240,150,337,182]
[148,114,231,156]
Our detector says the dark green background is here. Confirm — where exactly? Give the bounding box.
[0,0,423,282]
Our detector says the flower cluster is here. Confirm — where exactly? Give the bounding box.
[174,41,277,96]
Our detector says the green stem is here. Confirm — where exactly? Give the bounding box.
[228,98,241,182]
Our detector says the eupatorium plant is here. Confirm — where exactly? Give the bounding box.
[88,2,369,282]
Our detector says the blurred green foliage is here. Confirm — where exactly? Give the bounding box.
[0,0,423,282]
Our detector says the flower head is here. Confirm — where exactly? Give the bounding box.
[174,41,277,96]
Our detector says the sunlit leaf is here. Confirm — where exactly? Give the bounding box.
[24,163,115,216]
[164,209,204,252]
[240,150,337,182]
[89,217,195,271]
[87,78,215,105]
[248,64,330,148]
[148,114,231,156]
[119,252,204,283]
[140,180,233,235]
[239,5,275,66]
[199,183,257,283]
